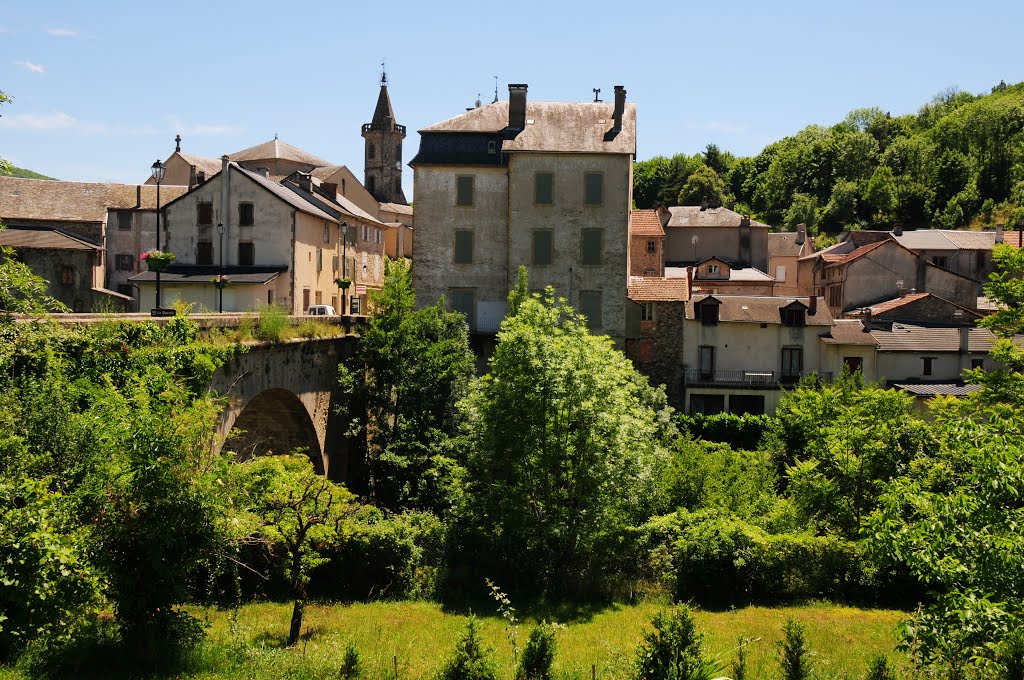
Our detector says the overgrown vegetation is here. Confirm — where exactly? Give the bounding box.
[635,81,1024,233]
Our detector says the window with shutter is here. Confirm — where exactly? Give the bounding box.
[532,230,553,266]
[579,290,602,329]
[534,172,553,205]
[581,229,602,266]
[238,242,254,266]
[454,230,474,263]
[584,173,603,205]
[456,176,474,206]
[197,241,213,265]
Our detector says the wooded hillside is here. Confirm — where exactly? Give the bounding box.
[635,81,1024,234]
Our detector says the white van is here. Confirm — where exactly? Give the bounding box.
[305,305,337,316]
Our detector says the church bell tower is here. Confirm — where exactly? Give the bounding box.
[362,68,407,205]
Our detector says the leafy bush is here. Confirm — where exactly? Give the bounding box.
[997,629,1024,680]
[256,304,290,342]
[671,512,866,606]
[633,606,720,680]
[660,439,778,519]
[779,618,813,680]
[864,654,897,680]
[312,507,445,600]
[676,412,772,450]
[437,616,497,680]
[297,319,335,339]
[518,622,557,680]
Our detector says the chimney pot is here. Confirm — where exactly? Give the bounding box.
[893,222,904,236]
[796,223,806,246]
[613,85,626,128]
[808,294,817,315]
[298,171,312,192]
[996,224,1004,244]
[508,83,528,131]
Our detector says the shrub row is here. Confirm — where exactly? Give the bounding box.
[676,412,773,451]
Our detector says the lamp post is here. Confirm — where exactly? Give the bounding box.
[151,159,166,313]
[340,221,349,315]
[217,222,225,313]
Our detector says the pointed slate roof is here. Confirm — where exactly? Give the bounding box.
[229,138,329,167]
[367,85,399,132]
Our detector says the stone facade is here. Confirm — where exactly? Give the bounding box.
[625,300,687,406]
[411,84,636,345]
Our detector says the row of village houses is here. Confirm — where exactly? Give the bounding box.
[1,78,1021,414]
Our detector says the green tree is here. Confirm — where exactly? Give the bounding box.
[822,179,859,229]
[238,454,354,646]
[633,606,720,680]
[866,246,1024,671]
[438,617,498,680]
[677,164,730,207]
[340,258,474,514]
[778,619,813,680]
[463,268,671,593]
[784,192,819,233]
[864,165,898,222]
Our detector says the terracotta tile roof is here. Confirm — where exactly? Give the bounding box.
[630,210,664,237]
[1003,231,1023,248]
[627,276,689,302]
[686,295,833,325]
[895,383,983,397]
[234,165,338,222]
[0,225,100,250]
[821,319,879,345]
[871,324,996,353]
[421,100,637,155]
[867,292,983,319]
[178,153,222,177]
[0,177,187,223]
[229,138,330,167]
[825,240,888,266]
[666,205,769,228]
[379,202,413,216]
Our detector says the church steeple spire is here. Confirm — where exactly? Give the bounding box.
[362,69,408,205]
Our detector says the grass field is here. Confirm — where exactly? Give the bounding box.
[169,600,906,679]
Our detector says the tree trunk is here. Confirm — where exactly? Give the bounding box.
[287,598,304,646]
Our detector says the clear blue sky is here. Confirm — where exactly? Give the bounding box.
[3,0,1023,197]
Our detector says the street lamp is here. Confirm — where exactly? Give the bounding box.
[217,222,225,313]
[151,159,166,313]
[340,221,349,315]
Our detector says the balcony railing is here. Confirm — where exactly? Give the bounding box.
[684,369,832,387]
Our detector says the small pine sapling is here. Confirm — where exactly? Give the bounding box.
[437,616,498,680]
[779,618,813,680]
[864,654,896,680]
[518,621,557,680]
[340,641,362,678]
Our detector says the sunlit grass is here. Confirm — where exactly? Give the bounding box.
[171,600,905,679]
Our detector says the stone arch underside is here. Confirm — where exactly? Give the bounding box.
[225,388,322,469]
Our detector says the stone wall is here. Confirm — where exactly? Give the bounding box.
[625,300,686,407]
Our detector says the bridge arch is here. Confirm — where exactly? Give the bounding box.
[223,388,323,469]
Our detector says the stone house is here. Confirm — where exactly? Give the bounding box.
[860,292,983,326]
[681,294,833,415]
[662,206,769,271]
[767,226,815,297]
[0,176,188,311]
[799,236,979,315]
[680,257,774,296]
[132,159,384,314]
[630,209,664,276]
[410,83,636,344]
[624,276,690,406]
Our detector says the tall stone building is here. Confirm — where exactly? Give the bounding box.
[410,83,636,345]
[362,72,408,205]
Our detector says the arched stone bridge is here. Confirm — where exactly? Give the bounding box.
[209,336,357,479]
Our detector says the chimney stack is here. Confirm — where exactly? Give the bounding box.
[655,203,671,227]
[893,222,904,237]
[508,84,528,131]
[796,223,806,246]
[808,294,817,316]
[613,85,626,129]
[959,325,970,355]
[701,195,708,211]
[739,215,752,268]
[996,224,1004,244]
[861,308,873,331]
[298,171,312,193]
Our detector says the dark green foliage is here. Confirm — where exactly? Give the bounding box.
[636,81,1024,229]
[518,622,557,680]
[731,636,749,680]
[778,618,813,680]
[997,629,1024,680]
[312,507,445,600]
[675,412,771,451]
[340,258,474,515]
[670,512,866,606]
[633,606,720,680]
[437,617,498,680]
[340,641,363,678]
[660,439,778,519]
[864,655,896,680]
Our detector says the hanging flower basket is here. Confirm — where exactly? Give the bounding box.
[335,277,352,290]
[141,249,175,271]
[211,275,231,290]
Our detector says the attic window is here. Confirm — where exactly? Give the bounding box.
[697,300,719,326]
[782,307,806,327]
[487,141,497,154]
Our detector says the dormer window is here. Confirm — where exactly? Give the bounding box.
[782,306,806,326]
[696,299,720,326]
